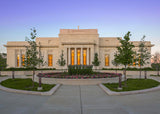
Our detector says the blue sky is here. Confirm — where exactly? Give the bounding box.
[0,0,159,54]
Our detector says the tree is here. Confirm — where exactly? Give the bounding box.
[114,31,135,85]
[112,52,120,74]
[92,53,100,71]
[151,52,160,76]
[136,36,150,79]
[24,28,43,87]
[0,53,7,76]
[57,50,66,72]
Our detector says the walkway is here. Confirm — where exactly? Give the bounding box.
[0,84,160,114]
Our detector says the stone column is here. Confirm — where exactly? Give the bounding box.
[87,48,89,65]
[75,48,77,65]
[19,49,22,67]
[68,48,70,65]
[91,46,94,65]
[45,50,48,67]
[81,48,83,65]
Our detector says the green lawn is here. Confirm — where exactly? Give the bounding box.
[150,74,160,77]
[0,78,55,92]
[103,78,160,92]
[0,75,8,77]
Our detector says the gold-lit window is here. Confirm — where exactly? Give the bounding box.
[22,54,25,66]
[83,49,87,65]
[71,49,74,65]
[77,49,81,65]
[17,55,19,67]
[48,55,53,66]
[133,55,136,66]
[138,56,141,67]
[105,55,109,66]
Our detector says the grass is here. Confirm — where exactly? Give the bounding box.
[103,78,160,92]
[0,75,8,77]
[0,78,55,92]
[26,75,32,76]
[150,74,160,76]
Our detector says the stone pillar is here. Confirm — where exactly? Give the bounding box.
[75,48,77,65]
[87,48,89,65]
[19,49,22,67]
[81,48,83,65]
[68,48,70,65]
[45,50,48,67]
[91,46,94,65]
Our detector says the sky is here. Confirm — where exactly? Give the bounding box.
[0,0,159,54]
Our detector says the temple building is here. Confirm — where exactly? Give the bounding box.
[4,28,153,69]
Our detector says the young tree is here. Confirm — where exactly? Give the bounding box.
[136,36,150,78]
[24,28,43,87]
[114,31,135,85]
[112,55,120,74]
[0,53,7,76]
[57,50,66,72]
[151,52,160,76]
[92,53,100,71]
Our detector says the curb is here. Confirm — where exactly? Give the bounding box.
[99,83,160,96]
[0,78,61,96]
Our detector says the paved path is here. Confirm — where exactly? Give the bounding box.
[1,75,160,114]
[0,84,160,114]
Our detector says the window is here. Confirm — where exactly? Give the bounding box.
[105,55,109,66]
[77,49,81,65]
[71,49,74,65]
[48,54,53,66]
[133,55,136,66]
[22,54,25,66]
[17,55,19,67]
[138,56,141,67]
[83,49,87,65]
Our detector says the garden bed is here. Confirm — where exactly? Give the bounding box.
[103,79,160,92]
[0,78,55,92]
[37,72,122,79]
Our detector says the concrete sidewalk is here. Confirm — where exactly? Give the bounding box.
[0,85,160,114]
[1,76,160,114]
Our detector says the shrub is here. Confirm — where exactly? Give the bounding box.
[68,65,93,75]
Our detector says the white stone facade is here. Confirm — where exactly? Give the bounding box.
[4,29,153,69]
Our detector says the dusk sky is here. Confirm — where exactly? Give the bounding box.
[0,0,159,54]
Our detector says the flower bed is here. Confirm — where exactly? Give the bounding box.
[37,72,122,79]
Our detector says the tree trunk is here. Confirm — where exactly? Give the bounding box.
[124,66,127,86]
[12,71,15,79]
[39,77,41,87]
[139,65,141,79]
[0,70,1,76]
[32,70,35,88]
[119,74,122,88]
[144,71,147,79]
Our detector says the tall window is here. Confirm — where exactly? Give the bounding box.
[71,49,74,65]
[22,54,25,66]
[48,54,53,66]
[17,55,19,67]
[105,55,109,66]
[138,56,141,67]
[83,49,87,65]
[133,55,136,66]
[77,49,81,65]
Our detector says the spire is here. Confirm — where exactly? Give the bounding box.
[78,26,79,30]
